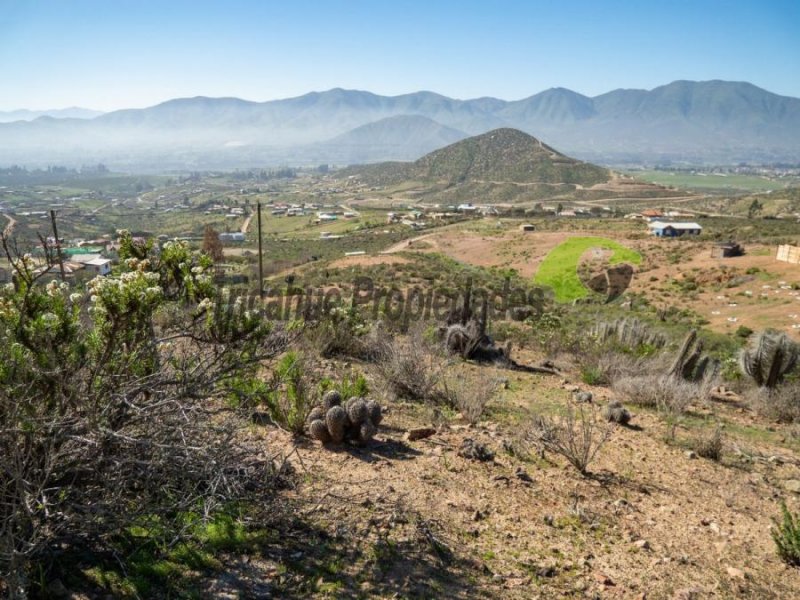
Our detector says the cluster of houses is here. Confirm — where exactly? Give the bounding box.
[203,203,247,219]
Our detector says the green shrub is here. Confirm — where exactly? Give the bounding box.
[581,365,607,386]
[772,502,800,566]
[265,351,315,435]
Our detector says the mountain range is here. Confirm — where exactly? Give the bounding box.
[1,81,798,170]
[0,107,104,123]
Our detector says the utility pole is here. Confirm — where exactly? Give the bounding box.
[49,210,66,281]
[257,202,264,299]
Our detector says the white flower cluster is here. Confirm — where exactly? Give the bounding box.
[197,297,215,312]
[125,257,151,271]
[45,279,69,297]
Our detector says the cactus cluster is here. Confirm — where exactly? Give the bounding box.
[307,390,383,445]
[593,318,667,350]
[603,400,631,425]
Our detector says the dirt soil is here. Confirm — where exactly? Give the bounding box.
[211,354,800,599]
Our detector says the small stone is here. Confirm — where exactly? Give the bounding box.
[768,455,783,465]
[536,564,557,578]
[473,510,485,522]
[515,467,534,482]
[782,479,800,494]
[685,451,697,459]
[633,539,651,550]
[593,572,615,586]
[543,514,555,526]
[726,566,746,580]
[405,427,436,441]
[457,438,494,462]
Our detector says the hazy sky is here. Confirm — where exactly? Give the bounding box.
[1,0,798,111]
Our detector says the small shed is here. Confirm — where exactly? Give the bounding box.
[519,223,535,232]
[85,257,112,276]
[711,242,744,258]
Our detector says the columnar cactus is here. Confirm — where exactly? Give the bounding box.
[668,330,718,383]
[307,396,384,446]
[741,331,800,389]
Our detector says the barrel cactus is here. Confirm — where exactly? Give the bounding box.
[309,419,332,443]
[346,397,368,426]
[325,405,347,442]
[322,389,342,411]
[359,420,377,444]
[307,406,325,423]
[366,399,383,425]
[604,400,631,425]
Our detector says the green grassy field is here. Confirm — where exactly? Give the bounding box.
[534,236,642,302]
[630,170,798,193]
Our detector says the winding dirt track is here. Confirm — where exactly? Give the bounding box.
[2,213,16,237]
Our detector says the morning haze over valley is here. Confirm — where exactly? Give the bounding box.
[2,1,800,599]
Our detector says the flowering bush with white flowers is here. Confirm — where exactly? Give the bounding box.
[0,233,291,598]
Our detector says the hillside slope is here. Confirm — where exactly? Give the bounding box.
[340,128,611,194]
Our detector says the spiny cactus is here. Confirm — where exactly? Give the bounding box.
[604,400,631,425]
[307,406,325,423]
[366,399,383,425]
[741,330,800,389]
[326,405,347,443]
[322,389,342,411]
[359,420,377,443]
[307,398,384,446]
[346,397,368,426]
[593,318,666,350]
[309,419,331,443]
[668,330,719,383]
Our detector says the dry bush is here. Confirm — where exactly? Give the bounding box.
[613,373,714,414]
[442,369,501,424]
[526,402,614,476]
[579,350,647,386]
[370,323,452,402]
[746,383,800,424]
[691,425,725,461]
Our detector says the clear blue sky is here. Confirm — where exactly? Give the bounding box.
[1,0,798,111]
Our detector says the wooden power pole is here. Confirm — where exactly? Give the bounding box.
[257,202,264,299]
[49,210,66,281]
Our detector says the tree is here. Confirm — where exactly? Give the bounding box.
[748,199,763,219]
[202,224,224,263]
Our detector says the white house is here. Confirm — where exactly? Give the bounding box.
[647,221,703,237]
[85,258,112,276]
